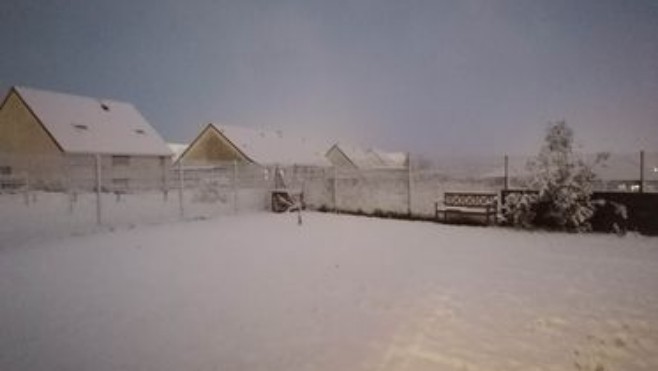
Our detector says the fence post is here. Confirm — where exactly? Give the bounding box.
[177,160,184,218]
[233,160,238,214]
[504,154,509,190]
[23,172,30,206]
[639,150,645,193]
[94,154,102,226]
[162,157,169,202]
[333,167,338,213]
[407,153,412,216]
[66,158,74,213]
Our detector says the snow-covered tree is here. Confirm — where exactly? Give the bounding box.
[501,192,538,229]
[505,121,607,231]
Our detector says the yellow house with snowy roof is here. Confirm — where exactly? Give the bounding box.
[0,86,172,190]
[177,123,330,167]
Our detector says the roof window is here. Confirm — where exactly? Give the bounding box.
[135,129,146,135]
[72,123,88,131]
[100,103,110,111]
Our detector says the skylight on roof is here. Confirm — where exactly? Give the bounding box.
[135,129,146,135]
[100,103,110,111]
[72,123,88,131]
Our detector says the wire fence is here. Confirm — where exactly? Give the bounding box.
[1,151,656,246]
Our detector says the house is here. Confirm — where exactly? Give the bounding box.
[177,123,330,167]
[325,143,408,169]
[480,152,658,192]
[0,86,172,191]
[592,152,658,192]
[167,143,188,163]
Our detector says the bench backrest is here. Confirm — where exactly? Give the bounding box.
[444,192,497,208]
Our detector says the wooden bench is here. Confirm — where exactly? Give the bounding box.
[435,192,498,225]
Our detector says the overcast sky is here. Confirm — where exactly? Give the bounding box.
[1,0,657,157]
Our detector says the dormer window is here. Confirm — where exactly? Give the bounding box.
[72,123,88,131]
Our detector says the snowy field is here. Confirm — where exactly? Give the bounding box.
[1,212,657,371]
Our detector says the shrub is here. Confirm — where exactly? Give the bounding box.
[508,121,608,232]
[501,192,538,228]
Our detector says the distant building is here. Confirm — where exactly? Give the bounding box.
[0,86,172,190]
[167,143,188,163]
[480,153,658,192]
[177,123,330,167]
[592,152,658,192]
[325,143,408,169]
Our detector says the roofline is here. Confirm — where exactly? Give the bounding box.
[369,149,386,165]
[14,85,134,106]
[326,143,358,168]
[176,123,257,165]
[64,150,172,157]
[0,87,12,108]
[4,86,65,153]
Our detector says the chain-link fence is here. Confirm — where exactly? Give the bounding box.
[1,151,656,246]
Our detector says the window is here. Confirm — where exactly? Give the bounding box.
[134,129,146,135]
[72,123,88,131]
[112,155,130,166]
[0,166,11,175]
[100,103,110,111]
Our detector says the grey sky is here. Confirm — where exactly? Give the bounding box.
[1,0,657,157]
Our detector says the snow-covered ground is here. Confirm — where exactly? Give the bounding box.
[1,212,657,371]
[0,190,267,248]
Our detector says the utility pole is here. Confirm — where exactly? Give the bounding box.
[640,150,645,193]
[504,155,509,190]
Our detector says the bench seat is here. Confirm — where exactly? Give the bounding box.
[435,192,498,225]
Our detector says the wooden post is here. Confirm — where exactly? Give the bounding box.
[178,160,184,218]
[66,159,74,213]
[23,172,30,206]
[233,160,238,214]
[94,154,102,226]
[640,150,645,193]
[333,167,338,213]
[297,172,303,225]
[504,154,509,190]
[407,152,412,216]
[162,157,169,202]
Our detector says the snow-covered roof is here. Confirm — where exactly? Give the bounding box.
[12,86,171,156]
[167,143,188,162]
[371,149,408,168]
[213,124,331,166]
[329,143,408,169]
